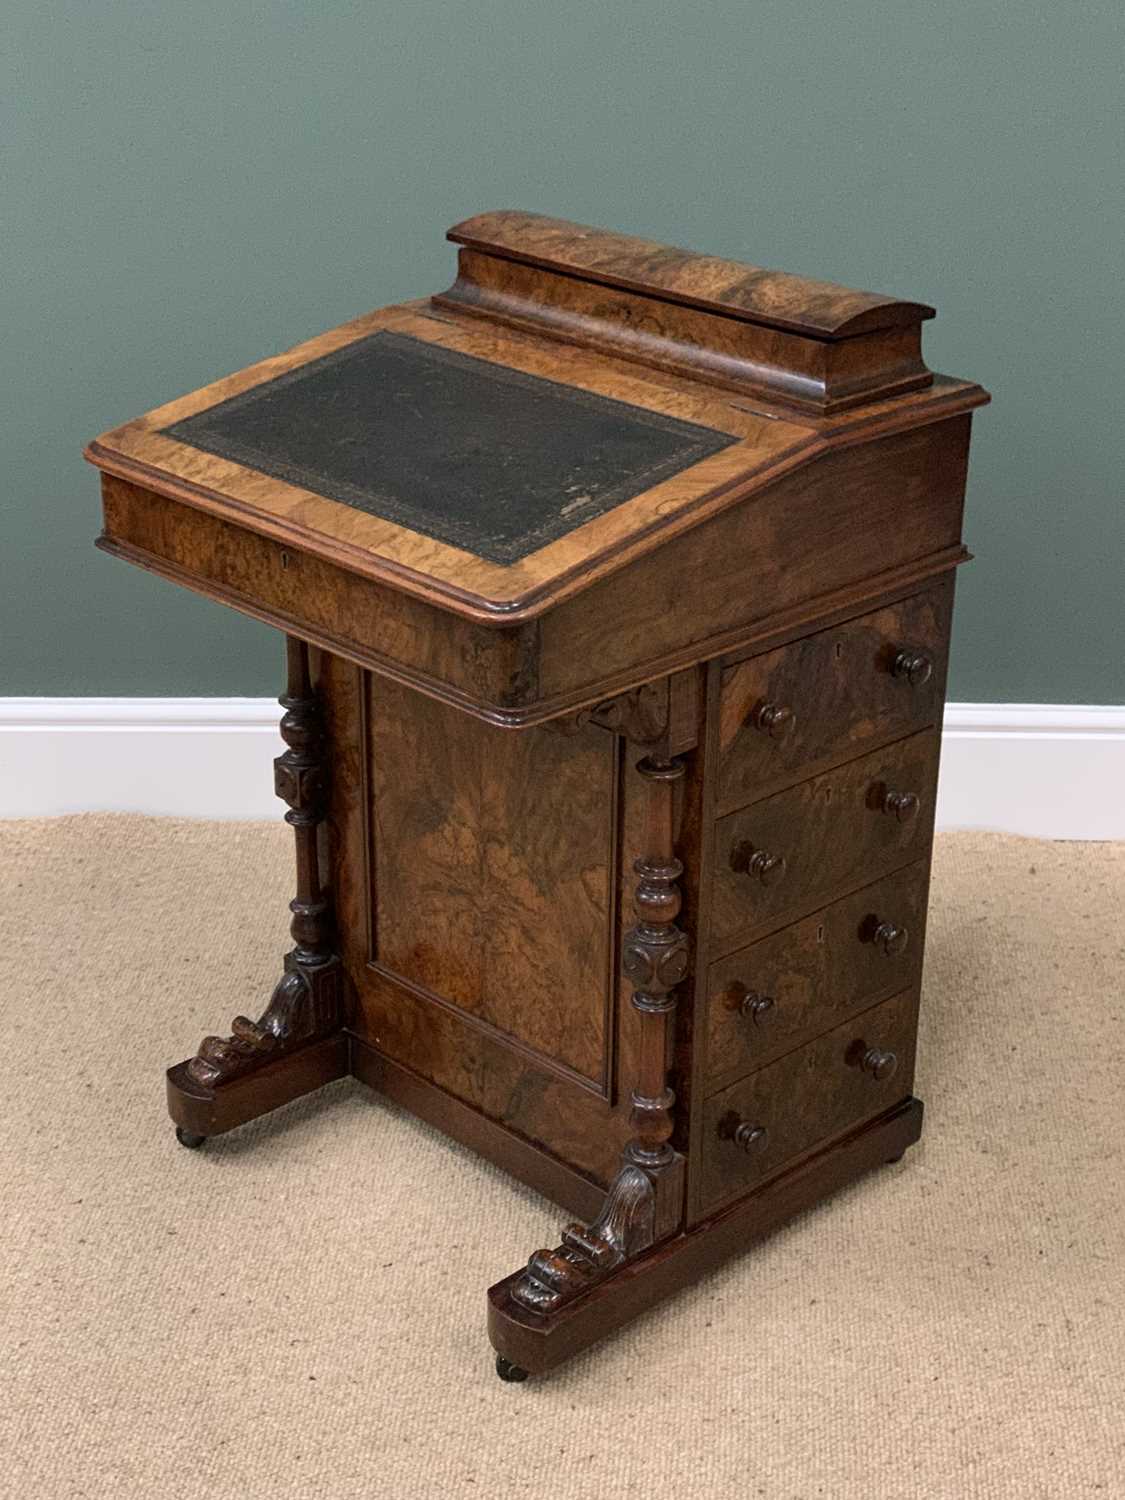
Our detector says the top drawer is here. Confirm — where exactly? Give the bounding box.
[716,583,952,812]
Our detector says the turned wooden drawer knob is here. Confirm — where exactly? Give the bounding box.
[731,843,788,886]
[738,989,776,1026]
[748,849,788,886]
[882,788,920,823]
[732,1120,770,1154]
[873,919,909,957]
[751,702,797,739]
[892,648,934,687]
[860,1047,898,1082]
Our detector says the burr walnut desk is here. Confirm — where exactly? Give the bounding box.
[85,211,989,1381]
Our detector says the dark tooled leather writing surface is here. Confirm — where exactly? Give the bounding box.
[163,331,736,563]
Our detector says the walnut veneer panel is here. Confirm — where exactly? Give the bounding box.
[98,474,536,711]
[367,676,617,1089]
[328,658,640,1191]
[536,419,971,702]
[441,212,936,411]
[448,211,935,338]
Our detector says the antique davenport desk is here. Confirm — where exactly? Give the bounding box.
[86,211,988,1381]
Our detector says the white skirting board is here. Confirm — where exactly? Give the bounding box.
[0,699,1122,839]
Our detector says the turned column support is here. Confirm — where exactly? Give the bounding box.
[166,637,347,1140]
[274,634,335,977]
[621,754,688,1173]
[503,745,688,1320]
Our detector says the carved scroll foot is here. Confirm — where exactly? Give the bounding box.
[489,1099,924,1378]
[165,636,350,1144]
[510,1162,658,1315]
[486,1149,685,1380]
[185,953,342,1090]
[165,955,348,1144]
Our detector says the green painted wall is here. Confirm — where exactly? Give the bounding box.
[5,0,1123,701]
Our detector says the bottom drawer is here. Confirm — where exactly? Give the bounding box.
[700,987,918,1213]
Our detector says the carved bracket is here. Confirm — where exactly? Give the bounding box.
[544,682,670,746]
[508,752,689,1317]
[186,954,341,1088]
[512,1165,656,1314]
[587,684,669,744]
[184,638,343,1091]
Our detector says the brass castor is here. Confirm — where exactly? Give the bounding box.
[495,1355,529,1383]
[175,1127,207,1150]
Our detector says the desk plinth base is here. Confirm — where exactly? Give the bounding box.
[166,1020,922,1380]
[486,1097,924,1379]
[166,1032,350,1141]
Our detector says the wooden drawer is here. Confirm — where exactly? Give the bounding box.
[711,728,940,952]
[701,987,918,1213]
[716,584,951,812]
[706,861,929,1090]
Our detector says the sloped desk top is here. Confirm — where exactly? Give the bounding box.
[159,329,740,567]
[86,211,989,725]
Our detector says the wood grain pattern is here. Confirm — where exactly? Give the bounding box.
[349,963,629,1182]
[447,212,935,337]
[89,359,985,628]
[706,861,929,1089]
[701,986,919,1213]
[711,729,941,952]
[97,462,969,730]
[318,652,708,1198]
[349,1037,608,1222]
[367,675,616,1087]
[98,474,538,711]
[87,300,799,620]
[352,977,631,1188]
[717,580,953,810]
[323,657,672,1190]
[438,247,932,413]
[537,419,971,702]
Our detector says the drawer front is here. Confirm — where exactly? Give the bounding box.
[711,729,939,951]
[717,584,951,812]
[706,862,929,1089]
[701,987,918,1212]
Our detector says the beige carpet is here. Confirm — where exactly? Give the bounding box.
[2,817,1122,1499]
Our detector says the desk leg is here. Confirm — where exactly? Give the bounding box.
[489,753,688,1379]
[166,638,348,1145]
